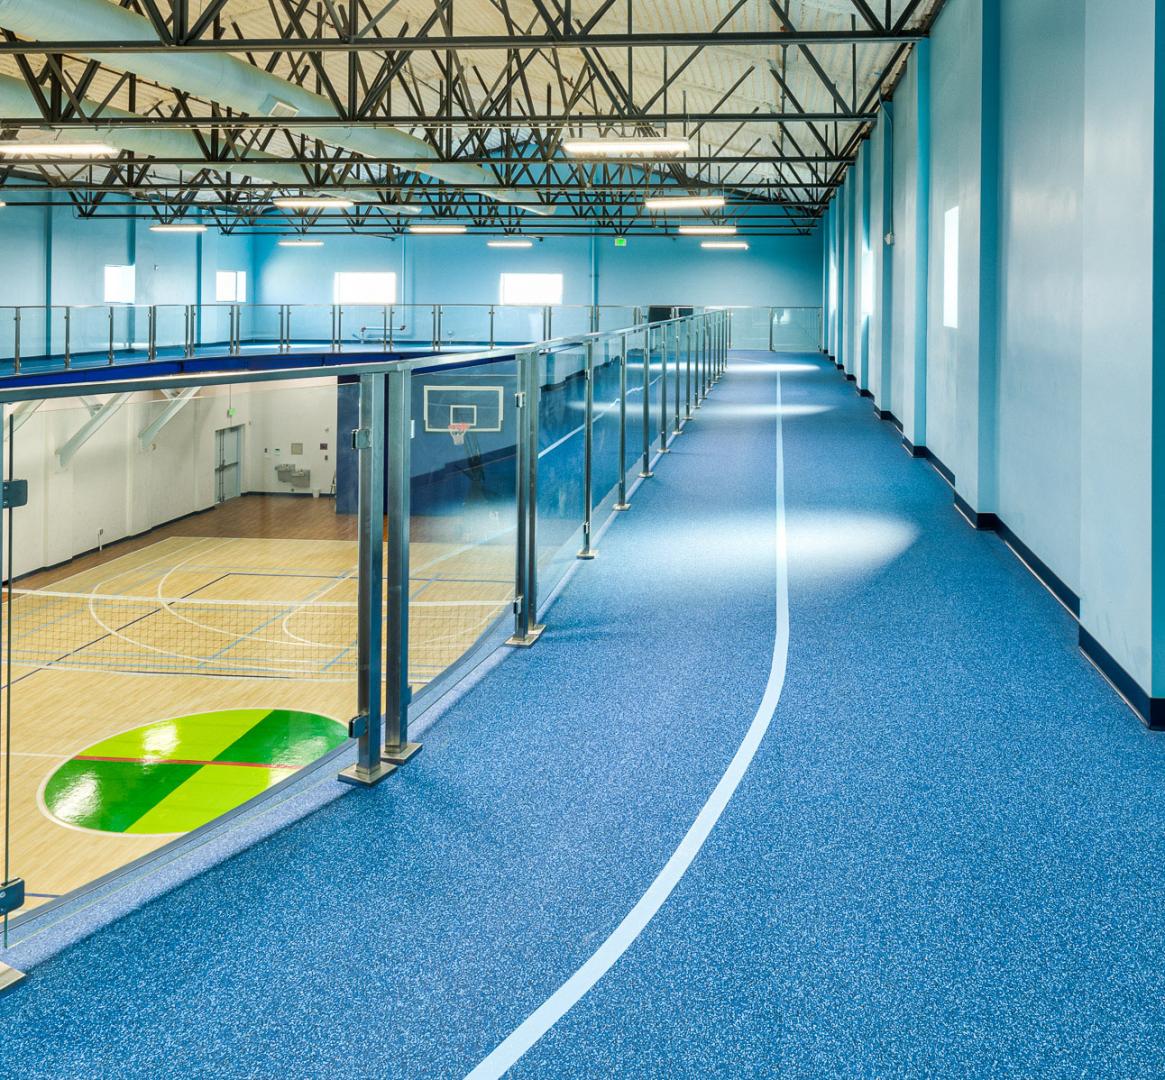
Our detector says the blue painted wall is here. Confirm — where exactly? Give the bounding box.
[823,0,1165,706]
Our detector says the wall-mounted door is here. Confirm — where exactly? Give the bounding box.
[215,425,243,503]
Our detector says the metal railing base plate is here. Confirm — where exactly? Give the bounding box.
[337,761,397,787]
[381,742,423,766]
[506,625,546,648]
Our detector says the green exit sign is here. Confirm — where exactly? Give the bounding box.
[614,236,627,248]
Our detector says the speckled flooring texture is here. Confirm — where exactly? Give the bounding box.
[4,352,1165,1078]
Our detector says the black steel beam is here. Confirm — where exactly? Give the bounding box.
[0,30,925,56]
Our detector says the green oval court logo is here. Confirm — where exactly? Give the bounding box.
[43,709,348,835]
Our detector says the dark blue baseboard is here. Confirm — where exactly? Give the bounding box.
[1079,627,1165,730]
[953,492,999,532]
[995,518,1080,619]
[858,388,874,399]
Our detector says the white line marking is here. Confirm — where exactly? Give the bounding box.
[466,364,790,1079]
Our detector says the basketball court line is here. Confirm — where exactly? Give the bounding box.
[466,363,789,1079]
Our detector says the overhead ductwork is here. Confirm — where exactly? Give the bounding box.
[0,73,418,212]
[0,0,550,213]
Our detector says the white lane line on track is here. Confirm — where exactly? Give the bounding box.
[466,364,791,1078]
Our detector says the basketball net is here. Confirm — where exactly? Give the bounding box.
[449,422,471,446]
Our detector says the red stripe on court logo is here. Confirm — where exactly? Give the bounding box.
[75,754,300,770]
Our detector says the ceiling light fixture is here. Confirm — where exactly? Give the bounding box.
[272,196,355,211]
[0,142,118,158]
[278,238,325,248]
[701,241,750,251]
[487,239,533,249]
[677,225,738,236]
[409,224,467,234]
[149,223,207,233]
[562,137,690,157]
[645,194,726,211]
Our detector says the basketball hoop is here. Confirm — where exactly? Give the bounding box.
[449,422,471,446]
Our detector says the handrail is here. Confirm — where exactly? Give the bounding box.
[0,309,710,402]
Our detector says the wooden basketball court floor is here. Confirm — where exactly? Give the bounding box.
[0,495,515,914]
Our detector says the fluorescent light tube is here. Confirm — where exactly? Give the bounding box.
[273,197,355,210]
[678,225,738,236]
[562,137,690,157]
[409,224,467,234]
[278,239,324,247]
[487,239,534,249]
[701,241,749,251]
[149,223,207,233]
[645,194,726,211]
[0,142,117,158]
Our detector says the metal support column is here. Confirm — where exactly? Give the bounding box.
[382,368,421,766]
[639,326,654,478]
[615,335,630,510]
[12,309,19,373]
[508,349,545,646]
[489,304,496,349]
[768,306,775,352]
[147,305,157,361]
[107,306,115,364]
[578,340,598,559]
[673,322,682,435]
[63,307,71,368]
[338,373,395,787]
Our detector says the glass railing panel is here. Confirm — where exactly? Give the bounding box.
[493,305,545,346]
[549,306,590,340]
[771,307,823,351]
[624,325,648,489]
[199,304,235,352]
[407,358,518,689]
[2,378,357,921]
[535,343,587,599]
[592,334,624,512]
[435,305,492,347]
[154,304,189,358]
[238,305,283,349]
[598,306,637,332]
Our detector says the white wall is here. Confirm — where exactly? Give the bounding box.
[7,379,338,580]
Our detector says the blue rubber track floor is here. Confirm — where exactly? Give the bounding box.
[5,353,1165,1077]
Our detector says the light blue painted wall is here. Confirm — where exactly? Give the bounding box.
[889,55,921,431]
[252,231,823,311]
[1081,0,1157,691]
[926,0,984,486]
[997,0,1084,594]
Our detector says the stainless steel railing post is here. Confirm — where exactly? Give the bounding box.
[615,334,630,510]
[63,307,71,368]
[338,372,394,788]
[508,348,545,646]
[640,325,653,478]
[659,322,669,454]
[578,339,597,559]
[382,366,420,766]
[673,322,682,434]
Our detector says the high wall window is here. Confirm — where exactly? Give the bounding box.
[215,270,247,303]
[943,206,960,329]
[333,271,397,305]
[499,272,563,306]
[103,264,136,305]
